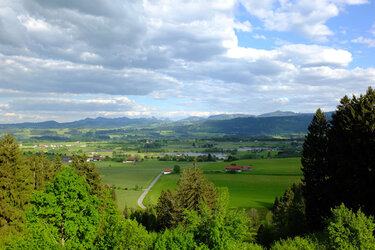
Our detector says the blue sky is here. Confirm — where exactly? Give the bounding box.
[0,0,374,123]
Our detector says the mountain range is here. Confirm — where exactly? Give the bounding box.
[0,111,333,137]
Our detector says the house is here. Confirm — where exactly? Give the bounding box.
[93,156,105,161]
[163,169,172,175]
[225,165,253,173]
[241,165,253,171]
[225,166,242,173]
[123,158,137,163]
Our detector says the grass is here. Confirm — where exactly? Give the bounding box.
[97,160,193,210]
[144,158,302,210]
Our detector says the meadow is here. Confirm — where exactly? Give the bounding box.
[97,157,303,212]
[144,158,302,210]
[97,160,193,211]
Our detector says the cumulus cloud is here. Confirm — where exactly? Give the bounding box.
[0,0,373,122]
[239,0,368,42]
[352,37,375,47]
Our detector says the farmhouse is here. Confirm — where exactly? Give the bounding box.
[163,169,172,175]
[225,165,253,173]
[123,158,137,163]
[93,156,104,161]
[225,166,242,172]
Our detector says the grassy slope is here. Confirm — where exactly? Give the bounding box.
[144,158,302,209]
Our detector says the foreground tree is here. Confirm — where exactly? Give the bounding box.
[301,108,330,230]
[327,87,375,216]
[26,167,100,248]
[0,134,32,235]
[302,87,375,229]
[327,204,375,249]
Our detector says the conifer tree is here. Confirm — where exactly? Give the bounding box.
[27,152,54,191]
[72,155,102,197]
[176,166,218,212]
[0,134,32,234]
[327,87,375,216]
[157,189,181,230]
[301,108,330,230]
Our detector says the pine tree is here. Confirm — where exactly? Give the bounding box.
[27,152,54,191]
[327,87,375,216]
[301,108,330,230]
[157,189,181,230]
[0,134,32,235]
[176,166,218,212]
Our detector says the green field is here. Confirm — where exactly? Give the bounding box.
[144,158,302,209]
[97,160,193,211]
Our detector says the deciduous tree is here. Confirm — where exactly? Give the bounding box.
[26,167,100,248]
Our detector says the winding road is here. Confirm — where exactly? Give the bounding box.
[137,171,163,209]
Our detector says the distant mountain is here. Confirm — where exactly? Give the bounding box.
[0,111,335,137]
[257,110,298,117]
[207,114,253,120]
[179,116,207,122]
[0,116,163,129]
[189,114,316,136]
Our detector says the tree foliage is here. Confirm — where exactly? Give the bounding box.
[26,167,100,249]
[0,134,32,235]
[72,155,103,197]
[301,108,330,230]
[327,88,375,216]
[157,189,181,230]
[327,204,375,249]
[302,87,375,229]
[176,166,218,212]
[272,183,308,238]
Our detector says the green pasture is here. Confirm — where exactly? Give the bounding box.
[97,160,193,210]
[144,158,302,209]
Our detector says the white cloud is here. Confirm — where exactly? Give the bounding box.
[253,34,266,40]
[352,37,375,47]
[239,0,368,42]
[0,0,373,122]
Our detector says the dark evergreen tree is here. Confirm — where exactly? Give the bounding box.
[272,183,308,238]
[327,87,375,216]
[301,108,330,230]
[0,134,32,235]
[157,189,181,230]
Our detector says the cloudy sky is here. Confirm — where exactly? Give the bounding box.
[0,0,375,123]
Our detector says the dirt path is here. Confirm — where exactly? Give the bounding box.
[137,171,163,209]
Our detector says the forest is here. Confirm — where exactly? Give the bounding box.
[1,88,375,249]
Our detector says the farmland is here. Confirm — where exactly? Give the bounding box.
[97,157,303,212]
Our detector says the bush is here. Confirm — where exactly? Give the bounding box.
[271,236,320,250]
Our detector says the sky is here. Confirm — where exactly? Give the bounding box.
[0,0,375,123]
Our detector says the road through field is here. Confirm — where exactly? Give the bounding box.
[137,171,163,209]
